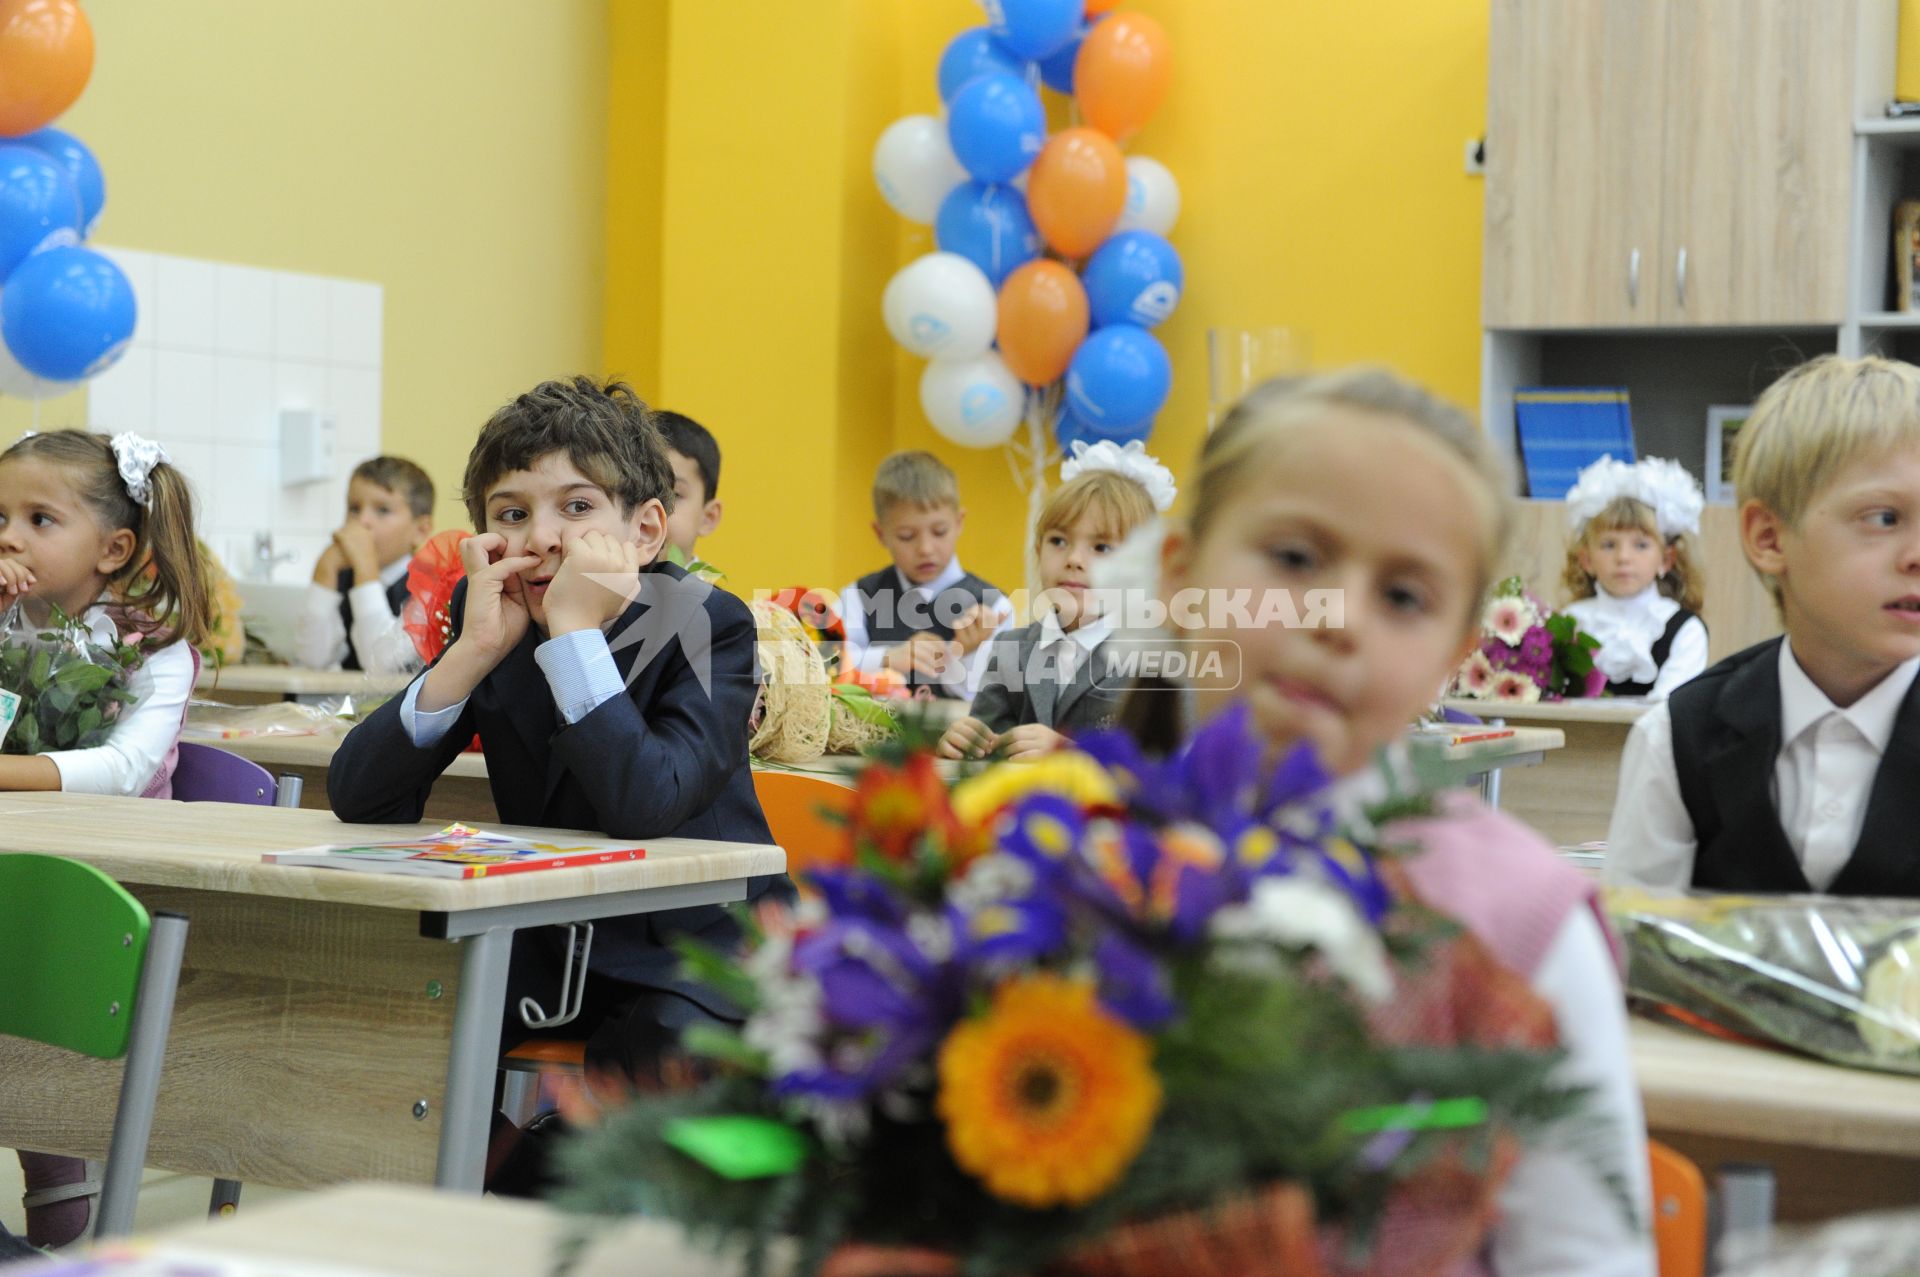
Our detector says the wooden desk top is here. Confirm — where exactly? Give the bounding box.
[211,730,490,780]
[0,792,783,913]
[1631,1018,1920,1156]
[134,1183,754,1277]
[1442,696,1653,725]
[195,665,414,698]
[1415,725,1564,763]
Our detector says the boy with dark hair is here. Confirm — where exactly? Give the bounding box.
[296,455,435,673]
[330,376,788,1083]
[653,409,724,563]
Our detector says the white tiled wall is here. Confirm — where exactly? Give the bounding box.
[85,246,384,584]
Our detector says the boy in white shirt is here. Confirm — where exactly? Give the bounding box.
[1608,355,1920,895]
[294,456,434,674]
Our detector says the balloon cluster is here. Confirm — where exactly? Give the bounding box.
[875,0,1177,454]
[0,0,132,400]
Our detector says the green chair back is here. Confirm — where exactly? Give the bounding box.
[0,854,151,1059]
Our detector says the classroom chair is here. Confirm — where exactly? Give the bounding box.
[0,854,189,1239]
[1649,1139,1707,1277]
[497,771,851,1124]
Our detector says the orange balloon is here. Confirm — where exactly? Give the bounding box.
[1025,127,1126,259]
[0,0,92,137]
[1084,0,1121,13]
[1074,11,1171,143]
[997,260,1090,386]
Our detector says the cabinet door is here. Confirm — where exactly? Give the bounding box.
[1659,0,1853,324]
[1484,0,1669,328]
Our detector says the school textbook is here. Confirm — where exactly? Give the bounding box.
[262,823,645,879]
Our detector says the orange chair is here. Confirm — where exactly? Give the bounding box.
[1649,1139,1707,1277]
[499,770,854,1123]
[751,769,857,890]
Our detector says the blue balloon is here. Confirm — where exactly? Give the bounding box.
[2,245,137,381]
[18,128,103,235]
[1066,324,1171,431]
[984,0,1082,60]
[0,146,80,281]
[1055,404,1150,452]
[938,28,1026,101]
[935,181,1041,287]
[946,72,1045,184]
[1038,21,1090,94]
[1084,231,1185,329]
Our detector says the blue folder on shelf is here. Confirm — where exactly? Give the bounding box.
[1514,388,1635,499]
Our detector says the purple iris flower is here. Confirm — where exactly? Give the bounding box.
[808,867,911,927]
[1094,933,1177,1030]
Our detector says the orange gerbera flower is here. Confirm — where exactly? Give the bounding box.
[937,975,1161,1209]
[849,751,952,863]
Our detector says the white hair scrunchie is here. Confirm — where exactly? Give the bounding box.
[1564,453,1703,540]
[1059,439,1179,513]
[110,432,169,506]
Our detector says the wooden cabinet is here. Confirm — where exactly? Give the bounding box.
[1485,0,1668,327]
[1485,0,1857,329]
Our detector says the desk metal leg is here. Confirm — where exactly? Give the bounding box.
[436,926,512,1192]
[1482,716,1505,811]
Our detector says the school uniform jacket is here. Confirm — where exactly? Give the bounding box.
[968,619,1122,738]
[328,560,790,991]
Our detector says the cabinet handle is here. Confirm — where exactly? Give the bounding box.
[1676,247,1688,308]
[1628,249,1641,307]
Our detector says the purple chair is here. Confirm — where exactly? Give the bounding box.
[1440,705,1483,725]
[170,742,276,806]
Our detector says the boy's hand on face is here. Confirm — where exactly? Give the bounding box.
[1000,723,1066,761]
[452,532,539,665]
[937,715,996,760]
[312,540,346,585]
[0,556,33,597]
[543,531,646,636]
[950,604,998,654]
[332,522,381,585]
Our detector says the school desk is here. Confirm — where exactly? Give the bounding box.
[0,792,783,1194]
[1441,697,1652,845]
[194,664,415,706]
[204,729,494,822]
[112,1183,763,1277]
[1632,1017,1920,1220]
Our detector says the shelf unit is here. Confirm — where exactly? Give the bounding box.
[1482,0,1899,502]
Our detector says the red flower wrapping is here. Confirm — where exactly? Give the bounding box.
[402,529,472,666]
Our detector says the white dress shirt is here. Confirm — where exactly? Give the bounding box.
[38,606,197,796]
[399,627,623,748]
[1035,609,1112,685]
[1606,641,1920,892]
[1564,586,1708,701]
[293,554,420,675]
[838,559,1013,700]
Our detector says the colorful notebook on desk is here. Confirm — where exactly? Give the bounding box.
[263,823,645,879]
[1514,387,1635,499]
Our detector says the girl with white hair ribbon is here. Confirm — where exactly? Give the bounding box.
[1561,455,1709,699]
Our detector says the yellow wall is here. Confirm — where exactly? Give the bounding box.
[624,1,1492,600]
[1,0,610,535]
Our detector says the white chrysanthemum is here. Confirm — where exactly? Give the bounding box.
[1489,670,1542,704]
[1455,648,1497,697]
[1485,596,1539,646]
[1209,876,1394,1004]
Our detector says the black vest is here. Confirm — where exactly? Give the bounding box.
[1670,637,1920,896]
[1608,607,1701,697]
[337,567,412,672]
[853,566,999,699]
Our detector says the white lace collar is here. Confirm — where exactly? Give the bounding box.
[1565,586,1679,684]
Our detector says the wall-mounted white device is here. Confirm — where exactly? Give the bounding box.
[279,407,336,486]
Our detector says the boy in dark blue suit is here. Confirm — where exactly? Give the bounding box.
[329,376,790,1083]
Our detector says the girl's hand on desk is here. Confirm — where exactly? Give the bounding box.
[1000,723,1065,761]
[938,715,995,760]
[0,557,33,597]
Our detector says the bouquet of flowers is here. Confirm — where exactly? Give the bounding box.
[1613,889,1920,1076]
[554,709,1623,1277]
[400,529,472,667]
[1451,577,1604,703]
[0,599,144,756]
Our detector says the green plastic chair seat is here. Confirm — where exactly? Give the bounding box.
[0,854,151,1060]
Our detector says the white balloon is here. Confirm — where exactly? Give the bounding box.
[883,252,997,361]
[0,332,75,400]
[873,114,968,224]
[1116,156,1182,237]
[920,351,1024,448]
